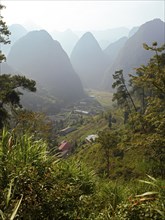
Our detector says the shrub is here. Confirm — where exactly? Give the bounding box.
[0,129,96,219]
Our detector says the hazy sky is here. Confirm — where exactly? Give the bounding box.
[1,1,165,32]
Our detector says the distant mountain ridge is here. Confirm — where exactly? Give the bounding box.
[0,62,16,74]
[74,27,129,49]
[3,18,164,100]
[70,32,109,89]
[1,24,27,56]
[51,29,79,56]
[102,19,165,90]
[104,36,128,67]
[7,30,84,103]
[128,26,139,38]
[92,27,129,49]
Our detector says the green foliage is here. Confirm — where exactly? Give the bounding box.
[0,128,48,187]
[10,160,95,219]
[129,43,165,177]
[0,129,97,219]
[131,43,165,99]
[115,201,163,219]
[111,43,165,178]
[115,175,165,219]
[0,180,23,220]
[0,5,36,129]
[0,4,10,62]
[1,8,165,217]
[0,74,36,129]
[98,129,120,177]
[0,125,164,219]
[112,70,137,112]
[12,110,57,149]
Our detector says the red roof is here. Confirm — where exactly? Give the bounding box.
[59,141,71,151]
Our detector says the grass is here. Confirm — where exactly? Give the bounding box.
[58,115,108,145]
[86,89,114,108]
[1,127,165,219]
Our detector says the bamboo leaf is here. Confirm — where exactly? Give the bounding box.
[0,210,5,220]
[10,194,23,220]
[139,180,158,188]
[135,191,158,197]
[6,179,14,207]
[155,209,165,217]
[146,174,157,182]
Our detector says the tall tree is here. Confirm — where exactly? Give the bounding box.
[0,4,10,62]
[112,70,137,126]
[131,42,165,100]
[0,74,36,128]
[130,43,165,177]
[98,129,119,177]
[112,70,137,112]
[0,4,36,128]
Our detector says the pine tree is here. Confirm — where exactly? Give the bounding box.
[0,4,36,129]
[130,43,165,177]
[0,4,10,62]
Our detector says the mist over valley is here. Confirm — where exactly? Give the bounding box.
[1,18,164,114]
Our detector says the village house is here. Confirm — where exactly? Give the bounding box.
[59,126,76,136]
[86,134,98,143]
[58,140,72,157]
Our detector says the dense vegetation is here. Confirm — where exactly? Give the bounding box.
[0,4,165,219]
